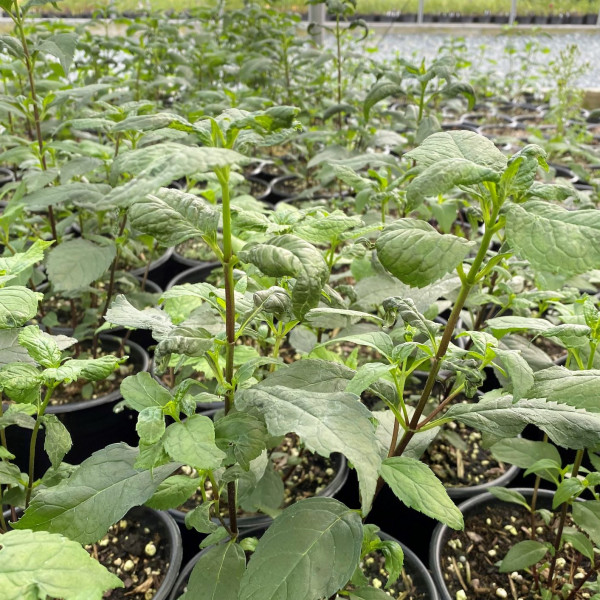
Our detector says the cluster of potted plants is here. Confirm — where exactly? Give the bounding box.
[1,0,600,598]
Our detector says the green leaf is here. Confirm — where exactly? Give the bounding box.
[18,325,61,368]
[163,415,226,470]
[214,412,267,470]
[42,414,72,469]
[14,444,177,544]
[379,457,463,529]
[136,407,166,444]
[499,540,548,573]
[105,295,173,338]
[37,32,77,74]
[240,497,362,600]
[553,479,584,509]
[111,112,194,133]
[184,501,217,534]
[407,158,500,209]
[239,462,284,515]
[238,234,329,318]
[128,187,220,247]
[572,500,600,546]
[381,296,440,340]
[320,331,394,360]
[0,461,21,485]
[405,130,507,172]
[444,396,600,449]
[43,355,123,385]
[495,349,534,401]
[0,240,52,286]
[0,363,41,403]
[376,220,474,288]
[186,542,246,600]
[346,363,393,397]
[490,438,561,472]
[486,316,553,337]
[154,326,214,372]
[0,287,42,329]
[363,81,403,120]
[488,487,530,510]
[46,239,115,292]
[237,385,381,515]
[23,183,110,210]
[524,367,600,413]
[0,529,122,600]
[120,372,173,412]
[506,201,600,278]
[107,143,246,207]
[144,474,199,510]
[258,359,354,393]
[349,588,391,600]
[562,527,595,562]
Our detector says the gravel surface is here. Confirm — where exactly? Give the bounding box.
[363,31,600,88]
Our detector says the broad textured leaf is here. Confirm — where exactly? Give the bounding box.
[186,542,246,600]
[128,187,219,247]
[238,234,328,318]
[18,325,61,368]
[111,112,193,132]
[14,444,177,543]
[0,240,52,285]
[381,297,440,340]
[42,414,72,468]
[495,349,534,401]
[23,182,109,210]
[107,143,246,207]
[105,295,173,338]
[37,32,77,74]
[0,287,42,329]
[44,355,122,385]
[237,385,381,514]
[145,474,199,510]
[0,362,41,403]
[486,316,553,337]
[257,359,353,393]
[163,415,226,470]
[444,396,600,449]
[240,497,362,600]
[363,80,403,120]
[154,326,214,371]
[346,363,393,397]
[214,412,267,470]
[506,201,600,277]
[136,406,166,444]
[0,529,122,600]
[405,130,507,171]
[376,220,474,288]
[572,501,600,546]
[490,438,561,472]
[322,331,394,360]
[407,158,499,209]
[499,540,548,572]
[379,457,463,529]
[120,372,173,412]
[46,239,115,292]
[0,461,21,485]
[524,366,600,412]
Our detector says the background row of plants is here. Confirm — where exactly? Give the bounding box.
[1,0,600,599]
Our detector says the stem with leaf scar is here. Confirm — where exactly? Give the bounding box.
[216,165,239,537]
[373,202,501,498]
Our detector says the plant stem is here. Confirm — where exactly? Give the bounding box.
[217,166,238,537]
[26,385,55,508]
[13,5,58,241]
[335,15,342,133]
[564,558,600,600]
[548,449,584,593]
[392,209,499,460]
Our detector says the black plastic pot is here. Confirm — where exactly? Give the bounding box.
[169,525,438,600]
[129,246,175,289]
[5,335,149,472]
[270,174,309,202]
[245,176,272,202]
[430,488,555,600]
[165,263,221,290]
[0,166,15,185]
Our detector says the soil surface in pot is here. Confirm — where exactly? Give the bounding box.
[440,503,594,599]
[51,342,136,406]
[345,551,427,599]
[423,421,507,488]
[84,517,170,600]
[174,239,217,263]
[176,434,337,518]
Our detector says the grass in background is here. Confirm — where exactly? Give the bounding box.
[45,0,600,17]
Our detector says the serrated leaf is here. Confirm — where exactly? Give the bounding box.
[14,444,177,543]
[376,220,474,288]
[105,295,173,338]
[46,239,115,292]
[136,406,165,444]
[238,234,329,318]
[0,362,41,403]
[214,412,267,470]
[240,497,362,600]
[495,349,534,401]
[499,540,548,573]
[445,396,600,449]
[186,542,246,600]
[490,438,561,472]
[0,461,21,485]
[572,500,600,546]
[506,201,600,278]
[163,415,226,470]
[379,457,463,529]
[0,287,42,329]
[37,32,77,74]
[0,529,122,600]
[18,325,61,368]
[120,372,173,412]
[237,385,381,515]
[128,187,219,247]
[23,182,109,210]
[0,240,52,286]
[407,158,499,210]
